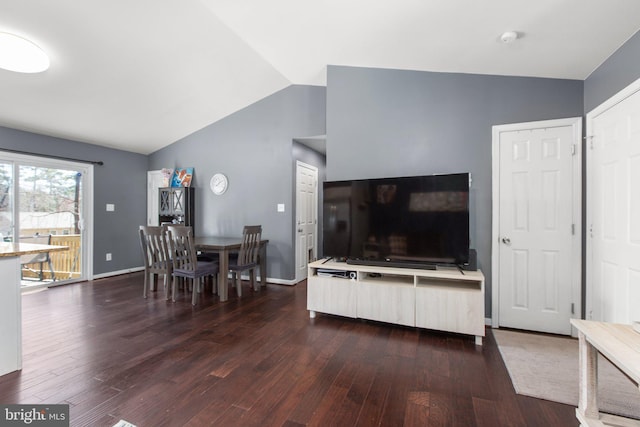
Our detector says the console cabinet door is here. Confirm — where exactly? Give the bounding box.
[307,276,357,318]
[357,281,415,327]
[415,279,484,337]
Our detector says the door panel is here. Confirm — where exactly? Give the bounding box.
[494,119,581,335]
[588,85,640,323]
[295,162,318,283]
[147,170,164,226]
[18,165,84,283]
[0,162,13,240]
[0,152,92,287]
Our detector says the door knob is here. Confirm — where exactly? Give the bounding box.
[502,237,511,245]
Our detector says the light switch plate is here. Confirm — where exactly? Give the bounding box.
[277,203,285,212]
[106,203,115,212]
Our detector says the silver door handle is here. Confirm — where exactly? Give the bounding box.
[502,237,511,245]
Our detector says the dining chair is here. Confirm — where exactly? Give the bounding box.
[20,234,56,282]
[166,225,219,305]
[138,226,172,299]
[228,225,262,297]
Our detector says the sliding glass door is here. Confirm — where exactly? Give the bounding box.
[0,162,13,241]
[0,152,93,288]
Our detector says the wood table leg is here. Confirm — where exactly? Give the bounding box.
[218,249,229,301]
[259,243,267,288]
[577,330,599,419]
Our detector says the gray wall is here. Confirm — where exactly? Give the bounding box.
[584,30,640,113]
[326,65,584,316]
[0,126,147,274]
[149,85,326,281]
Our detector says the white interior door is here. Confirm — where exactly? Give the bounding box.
[295,161,318,283]
[587,79,640,323]
[492,118,581,335]
[147,170,164,226]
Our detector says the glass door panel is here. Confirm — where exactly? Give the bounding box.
[0,162,13,241]
[18,165,84,285]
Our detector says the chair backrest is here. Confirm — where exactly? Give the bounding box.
[139,226,170,271]
[237,225,262,265]
[166,225,198,272]
[20,234,52,264]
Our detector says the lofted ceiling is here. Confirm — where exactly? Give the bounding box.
[1,0,639,155]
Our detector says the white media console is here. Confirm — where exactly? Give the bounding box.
[307,259,485,345]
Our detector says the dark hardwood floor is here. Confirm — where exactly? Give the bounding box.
[0,272,577,426]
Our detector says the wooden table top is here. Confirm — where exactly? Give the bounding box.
[571,319,640,384]
[0,242,69,258]
[194,236,268,250]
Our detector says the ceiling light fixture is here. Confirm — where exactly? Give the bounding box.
[0,32,50,73]
[500,31,519,44]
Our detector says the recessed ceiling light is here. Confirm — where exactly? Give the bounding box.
[0,32,50,73]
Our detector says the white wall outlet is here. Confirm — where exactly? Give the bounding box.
[277,203,285,212]
[106,203,115,212]
[106,253,112,261]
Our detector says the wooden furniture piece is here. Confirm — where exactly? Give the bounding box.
[194,236,269,302]
[19,234,56,281]
[307,259,485,345]
[570,319,640,427]
[138,225,172,299]
[0,241,68,376]
[159,187,195,234]
[228,225,262,297]
[166,226,218,305]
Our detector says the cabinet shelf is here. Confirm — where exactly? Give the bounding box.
[359,273,414,286]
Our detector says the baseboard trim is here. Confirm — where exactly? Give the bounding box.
[94,267,299,286]
[93,267,144,280]
[263,277,297,286]
[238,274,298,286]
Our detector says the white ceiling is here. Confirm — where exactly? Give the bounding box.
[1,0,639,155]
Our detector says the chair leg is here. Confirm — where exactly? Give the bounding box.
[236,273,242,298]
[172,276,178,302]
[47,258,56,281]
[163,274,170,300]
[211,275,218,295]
[192,278,200,305]
[251,269,258,291]
[143,271,149,298]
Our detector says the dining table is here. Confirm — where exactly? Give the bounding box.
[194,236,268,301]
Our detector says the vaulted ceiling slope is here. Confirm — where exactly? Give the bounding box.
[1,0,639,155]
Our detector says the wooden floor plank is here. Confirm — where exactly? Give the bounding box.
[0,272,578,426]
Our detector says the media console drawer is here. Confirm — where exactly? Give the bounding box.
[307,260,485,345]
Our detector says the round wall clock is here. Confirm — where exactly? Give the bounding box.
[210,173,228,195]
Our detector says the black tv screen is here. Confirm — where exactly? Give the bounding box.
[323,173,470,267]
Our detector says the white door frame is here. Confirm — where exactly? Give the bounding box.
[586,76,640,321]
[0,151,94,283]
[491,117,582,330]
[295,161,318,283]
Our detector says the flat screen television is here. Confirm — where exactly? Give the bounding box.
[322,173,470,268]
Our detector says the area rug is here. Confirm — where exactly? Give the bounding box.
[493,328,640,419]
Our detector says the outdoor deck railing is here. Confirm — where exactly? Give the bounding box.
[21,234,82,281]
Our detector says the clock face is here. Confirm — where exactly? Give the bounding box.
[210,173,228,195]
